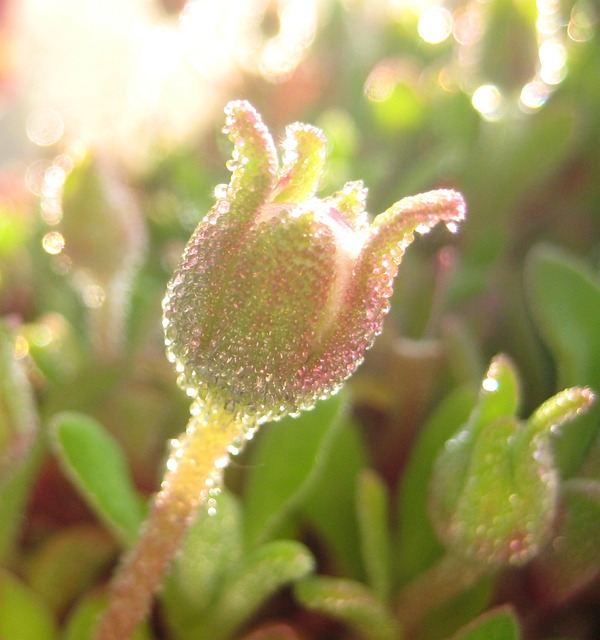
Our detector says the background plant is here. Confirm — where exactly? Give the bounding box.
[1,1,600,639]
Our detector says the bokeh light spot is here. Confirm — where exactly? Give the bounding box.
[418,7,453,44]
[471,84,504,121]
[42,231,66,255]
[26,108,65,147]
[519,81,551,112]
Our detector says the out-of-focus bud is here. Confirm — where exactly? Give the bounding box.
[60,156,147,360]
[429,355,595,567]
[0,320,38,486]
[163,100,466,423]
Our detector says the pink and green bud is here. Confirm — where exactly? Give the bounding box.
[163,100,465,422]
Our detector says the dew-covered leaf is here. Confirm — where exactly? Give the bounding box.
[244,392,348,545]
[204,541,315,639]
[526,245,600,475]
[50,411,146,546]
[295,576,401,640]
[356,469,392,601]
[442,415,556,566]
[429,356,520,548]
[429,359,591,567]
[449,606,520,640]
[0,570,57,640]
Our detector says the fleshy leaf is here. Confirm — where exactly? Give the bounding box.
[532,479,600,603]
[528,386,595,437]
[429,358,592,567]
[204,541,315,639]
[50,411,146,546]
[526,245,600,475]
[273,123,327,202]
[444,415,556,566]
[244,392,347,545]
[0,570,57,640]
[449,606,520,640]
[429,356,521,544]
[295,576,401,640]
[356,469,393,601]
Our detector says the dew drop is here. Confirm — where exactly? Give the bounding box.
[42,231,65,255]
[214,455,229,470]
[217,200,230,214]
[482,376,499,392]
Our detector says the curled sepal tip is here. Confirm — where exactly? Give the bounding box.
[222,100,278,212]
[364,189,466,268]
[273,123,328,203]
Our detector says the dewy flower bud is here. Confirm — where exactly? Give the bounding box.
[97,102,465,640]
[163,100,466,423]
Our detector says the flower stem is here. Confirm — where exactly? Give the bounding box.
[95,397,253,640]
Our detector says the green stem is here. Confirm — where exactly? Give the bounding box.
[394,554,492,635]
[94,397,254,640]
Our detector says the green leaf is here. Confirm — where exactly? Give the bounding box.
[449,606,520,640]
[445,415,556,566]
[532,479,600,603]
[25,525,116,616]
[50,411,146,546]
[0,321,39,485]
[206,541,315,639]
[396,385,477,584]
[526,245,600,474]
[244,392,348,545]
[0,570,57,640]
[429,356,521,556]
[356,469,392,601]
[429,361,592,567]
[0,322,43,562]
[163,490,243,622]
[300,416,368,579]
[295,576,401,640]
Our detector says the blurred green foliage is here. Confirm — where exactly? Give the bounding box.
[1,0,600,638]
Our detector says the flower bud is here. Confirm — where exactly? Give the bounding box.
[163,101,465,422]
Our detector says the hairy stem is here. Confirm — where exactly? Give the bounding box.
[95,397,253,640]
